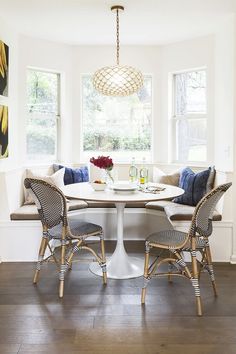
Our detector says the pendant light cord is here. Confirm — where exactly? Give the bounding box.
[116,8,120,65]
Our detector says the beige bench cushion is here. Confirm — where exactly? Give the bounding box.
[10,205,40,220]
[145,201,222,221]
[10,199,222,222]
[86,201,146,208]
[145,200,172,211]
[10,200,88,221]
[86,201,115,208]
[68,199,88,211]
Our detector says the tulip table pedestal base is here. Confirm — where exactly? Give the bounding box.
[89,202,144,279]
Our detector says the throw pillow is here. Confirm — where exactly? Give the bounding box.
[206,165,216,193]
[53,164,89,185]
[24,168,65,205]
[173,167,211,206]
[153,167,180,186]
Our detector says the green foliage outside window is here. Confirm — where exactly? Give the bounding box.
[26,70,59,159]
[82,75,152,160]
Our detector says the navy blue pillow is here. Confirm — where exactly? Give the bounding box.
[174,167,211,206]
[53,164,89,185]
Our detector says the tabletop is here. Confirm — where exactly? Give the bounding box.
[63,182,184,203]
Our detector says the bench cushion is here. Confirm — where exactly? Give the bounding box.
[86,201,115,208]
[145,200,172,211]
[10,200,88,220]
[145,201,222,221]
[86,201,147,208]
[10,204,40,220]
[67,199,88,211]
[10,199,222,222]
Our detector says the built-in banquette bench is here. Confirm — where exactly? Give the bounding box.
[0,164,233,262]
[8,164,227,222]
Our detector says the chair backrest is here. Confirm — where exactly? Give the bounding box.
[24,178,67,229]
[190,182,232,237]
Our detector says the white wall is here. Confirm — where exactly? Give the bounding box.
[214,15,235,172]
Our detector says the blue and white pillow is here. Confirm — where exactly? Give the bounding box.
[53,164,89,185]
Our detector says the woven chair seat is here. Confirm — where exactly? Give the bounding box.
[147,230,206,249]
[183,237,205,250]
[49,217,102,239]
[147,230,188,248]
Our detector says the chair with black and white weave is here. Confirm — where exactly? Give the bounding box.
[24,178,107,298]
[141,182,232,316]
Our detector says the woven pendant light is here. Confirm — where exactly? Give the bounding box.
[93,5,143,97]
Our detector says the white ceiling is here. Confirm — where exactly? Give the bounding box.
[0,0,235,45]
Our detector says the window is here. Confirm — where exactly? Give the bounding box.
[26,69,60,160]
[172,69,207,163]
[82,75,152,162]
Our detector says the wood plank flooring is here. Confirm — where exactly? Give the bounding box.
[0,241,236,354]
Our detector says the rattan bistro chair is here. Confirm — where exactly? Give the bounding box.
[141,183,232,316]
[24,178,107,298]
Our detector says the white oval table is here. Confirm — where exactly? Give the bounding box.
[63,182,184,280]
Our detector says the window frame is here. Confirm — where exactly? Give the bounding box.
[80,73,154,164]
[26,67,61,162]
[170,67,209,165]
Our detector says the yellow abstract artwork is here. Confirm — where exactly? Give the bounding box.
[0,40,9,96]
[0,105,8,158]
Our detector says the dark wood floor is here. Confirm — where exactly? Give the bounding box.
[0,241,236,354]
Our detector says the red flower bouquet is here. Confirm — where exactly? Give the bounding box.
[90,156,113,171]
[90,156,114,183]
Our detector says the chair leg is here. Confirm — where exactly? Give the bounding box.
[33,236,48,284]
[59,240,67,298]
[100,236,107,285]
[191,249,203,316]
[66,239,83,269]
[68,239,73,271]
[168,262,173,283]
[205,242,217,297]
[141,243,150,304]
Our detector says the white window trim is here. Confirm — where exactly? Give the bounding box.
[26,67,61,162]
[169,67,209,166]
[80,73,154,164]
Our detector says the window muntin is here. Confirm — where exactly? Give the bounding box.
[172,70,207,163]
[26,69,60,160]
[81,75,152,162]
